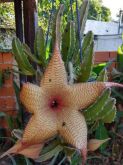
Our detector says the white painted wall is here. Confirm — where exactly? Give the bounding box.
[85,20,123,52]
[94,35,122,52]
[85,20,120,35]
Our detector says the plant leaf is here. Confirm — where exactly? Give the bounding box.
[62,21,76,63]
[97,98,116,123]
[12,129,23,140]
[84,88,116,124]
[88,138,110,151]
[55,4,64,47]
[34,28,46,67]
[97,68,108,82]
[23,43,42,65]
[6,115,15,130]
[82,31,94,55]
[68,21,76,62]
[62,22,70,62]
[8,155,17,165]
[95,122,109,151]
[102,107,116,123]
[83,88,111,122]
[71,152,82,165]
[48,152,59,165]
[12,38,35,75]
[80,0,89,36]
[35,145,63,162]
[117,45,123,72]
[78,41,94,82]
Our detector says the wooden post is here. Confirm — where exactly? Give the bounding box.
[14,0,23,42]
[14,0,26,127]
[23,0,38,82]
[14,0,27,84]
[22,0,38,127]
[23,0,38,53]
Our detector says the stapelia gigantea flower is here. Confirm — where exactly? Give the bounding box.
[1,41,123,165]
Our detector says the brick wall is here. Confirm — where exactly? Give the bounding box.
[0,51,117,117]
[95,51,117,70]
[0,52,16,117]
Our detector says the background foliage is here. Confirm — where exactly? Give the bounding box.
[88,0,111,21]
[0,1,122,165]
[0,0,111,31]
[0,2,15,28]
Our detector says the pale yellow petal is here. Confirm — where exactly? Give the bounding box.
[22,110,57,145]
[20,83,41,113]
[69,82,106,110]
[41,43,67,88]
[58,109,87,163]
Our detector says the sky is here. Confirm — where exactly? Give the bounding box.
[102,0,123,20]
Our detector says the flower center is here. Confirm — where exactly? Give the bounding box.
[51,99,59,109]
[49,96,63,111]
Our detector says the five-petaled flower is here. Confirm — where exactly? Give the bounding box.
[1,41,123,165]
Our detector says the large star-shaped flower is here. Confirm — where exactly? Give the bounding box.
[1,41,123,164]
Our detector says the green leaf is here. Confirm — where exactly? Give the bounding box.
[12,129,23,140]
[12,38,36,75]
[35,145,63,162]
[62,21,76,63]
[95,122,109,151]
[12,38,29,70]
[13,81,23,128]
[98,98,116,123]
[62,22,70,62]
[102,107,116,123]
[84,88,116,124]
[78,41,94,82]
[34,28,46,67]
[50,13,57,52]
[118,45,123,55]
[93,63,107,75]
[6,115,15,130]
[97,69,108,82]
[80,0,89,36]
[71,152,82,165]
[41,138,61,154]
[83,88,111,122]
[73,1,89,65]
[22,51,36,74]
[59,157,66,165]
[8,155,17,165]
[117,45,123,72]
[64,146,75,158]
[24,157,33,165]
[82,31,94,55]
[23,43,42,65]
[55,4,64,47]
[48,153,59,165]
[67,22,76,62]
